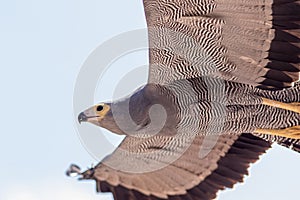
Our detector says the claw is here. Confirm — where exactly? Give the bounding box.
[66,164,82,177]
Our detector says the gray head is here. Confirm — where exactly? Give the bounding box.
[78,84,179,136]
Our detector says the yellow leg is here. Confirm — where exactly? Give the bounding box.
[255,126,300,140]
[262,98,300,114]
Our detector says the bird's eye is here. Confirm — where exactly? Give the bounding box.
[97,105,104,112]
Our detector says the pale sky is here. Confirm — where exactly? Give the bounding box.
[1,1,299,200]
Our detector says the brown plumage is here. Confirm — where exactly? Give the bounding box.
[68,0,300,199]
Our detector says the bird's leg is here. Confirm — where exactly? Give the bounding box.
[262,97,300,114]
[258,98,300,139]
[254,126,300,139]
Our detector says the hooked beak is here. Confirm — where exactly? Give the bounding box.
[78,110,100,125]
[78,112,88,124]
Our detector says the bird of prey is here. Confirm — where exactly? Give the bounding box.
[68,0,300,199]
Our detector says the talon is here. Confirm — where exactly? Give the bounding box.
[262,98,300,114]
[255,126,300,140]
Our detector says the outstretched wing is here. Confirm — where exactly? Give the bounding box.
[145,0,300,89]
[81,133,271,200]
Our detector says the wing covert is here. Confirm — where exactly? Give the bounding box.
[81,133,271,200]
[143,0,300,89]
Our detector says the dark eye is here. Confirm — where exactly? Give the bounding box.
[97,105,104,112]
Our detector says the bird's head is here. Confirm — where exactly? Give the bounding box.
[78,102,115,128]
[78,84,180,136]
[78,102,140,135]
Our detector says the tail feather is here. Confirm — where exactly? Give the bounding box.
[253,133,300,153]
[276,138,300,153]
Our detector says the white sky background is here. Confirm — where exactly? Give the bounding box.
[0,0,299,200]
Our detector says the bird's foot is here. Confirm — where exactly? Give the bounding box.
[262,98,300,114]
[255,126,300,140]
